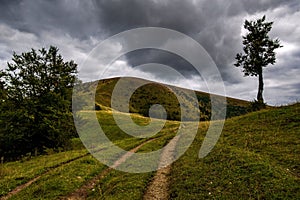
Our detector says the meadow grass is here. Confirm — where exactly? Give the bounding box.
[2,110,179,199]
[169,103,300,199]
[2,103,299,199]
[0,149,87,196]
[9,155,105,200]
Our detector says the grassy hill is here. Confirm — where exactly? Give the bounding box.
[1,103,299,199]
[81,77,251,120]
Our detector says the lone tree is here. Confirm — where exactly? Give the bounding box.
[235,15,282,104]
[0,46,78,159]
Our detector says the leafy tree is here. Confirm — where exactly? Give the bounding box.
[0,46,78,159]
[235,15,282,104]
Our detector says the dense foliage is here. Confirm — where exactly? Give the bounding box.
[0,46,78,160]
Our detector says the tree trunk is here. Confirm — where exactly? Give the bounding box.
[257,67,264,103]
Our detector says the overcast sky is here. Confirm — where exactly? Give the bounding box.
[0,0,299,105]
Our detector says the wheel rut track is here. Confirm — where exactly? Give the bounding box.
[61,138,156,200]
[0,152,90,200]
[1,136,172,200]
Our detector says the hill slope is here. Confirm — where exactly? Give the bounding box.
[81,77,251,120]
[170,103,300,199]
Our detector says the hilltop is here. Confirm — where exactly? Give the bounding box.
[80,77,251,120]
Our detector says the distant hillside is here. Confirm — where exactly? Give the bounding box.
[80,77,251,121]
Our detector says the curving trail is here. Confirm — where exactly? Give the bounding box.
[62,139,156,200]
[143,135,180,200]
[1,136,176,200]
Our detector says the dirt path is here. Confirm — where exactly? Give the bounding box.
[0,152,90,200]
[0,176,41,200]
[143,135,180,200]
[63,139,155,200]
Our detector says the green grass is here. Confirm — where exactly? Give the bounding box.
[0,149,87,196]
[87,169,153,200]
[2,103,299,199]
[169,103,300,199]
[86,121,180,200]
[1,110,180,199]
[9,155,105,200]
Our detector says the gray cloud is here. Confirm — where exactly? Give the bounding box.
[0,0,101,39]
[92,0,299,84]
[0,0,299,105]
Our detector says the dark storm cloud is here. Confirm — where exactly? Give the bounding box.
[94,0,292,35]
[94,0,204,35]
[91,0,297,83]
[0,0,299,104]
[119,49,197,78]
[0,0,23,26]
[1,0,296,73]
[0,0,101,39]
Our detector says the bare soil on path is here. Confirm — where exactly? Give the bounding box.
[143,135,180,200]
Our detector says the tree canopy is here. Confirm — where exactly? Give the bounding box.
[235,15,282,104]
[0,46,78,159]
